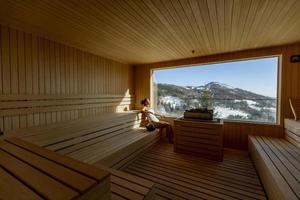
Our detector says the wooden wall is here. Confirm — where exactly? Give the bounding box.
[0,24,134,134]
[134,43,300,150]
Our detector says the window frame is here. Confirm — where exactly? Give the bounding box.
[150,55,282,125]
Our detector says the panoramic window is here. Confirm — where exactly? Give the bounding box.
[152,57,279,123]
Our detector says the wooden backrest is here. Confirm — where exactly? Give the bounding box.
[289,98,300,120]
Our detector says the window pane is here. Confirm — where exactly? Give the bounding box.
[152,57,279,123]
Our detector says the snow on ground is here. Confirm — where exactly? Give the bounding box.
[245,100,257,105]
[234,99,261,110]
[249,105,260,111]
[214,106,248,118]
[265,107,276,112]
[159,96,184,109]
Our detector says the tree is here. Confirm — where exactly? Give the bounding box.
[200,87,213,109]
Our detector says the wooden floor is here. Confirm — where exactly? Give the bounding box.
[123,142,267,200]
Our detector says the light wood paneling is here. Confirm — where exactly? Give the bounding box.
[1,0,300,64]
[0,24,134,133]
[135,43,300,149]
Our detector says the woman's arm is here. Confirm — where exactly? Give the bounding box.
[155,113,164,118]
[142,107,165,118]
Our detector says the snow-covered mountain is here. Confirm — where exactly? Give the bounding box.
[155,82,276,123]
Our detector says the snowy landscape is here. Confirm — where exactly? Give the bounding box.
[154,82,277,123]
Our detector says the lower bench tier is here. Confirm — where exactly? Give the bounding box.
[248,136,300,200]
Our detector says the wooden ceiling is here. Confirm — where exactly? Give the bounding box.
[1,0,300,64]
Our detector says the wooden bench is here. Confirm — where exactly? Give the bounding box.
[4,111,160,199]
[249,135,300,200]
[284,119,300,148]
[0,137,110,200]
[7,111,160,169]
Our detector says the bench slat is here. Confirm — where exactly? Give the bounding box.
[22,115,140,146]
[249,136,300,200]
[0,148,78,199]
[0,167,42,200]
[260,137,300,187]
[5,137,109,182]
[269,138,300,172]
[66,129,150,163]
[0,141,96,192]
[8,112,139,136]
[55,121,140,154]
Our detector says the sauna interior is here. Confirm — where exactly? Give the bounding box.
[0,1,300,199]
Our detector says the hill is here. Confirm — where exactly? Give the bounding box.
[155,82,276,122]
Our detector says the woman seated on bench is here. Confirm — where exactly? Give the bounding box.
[141,98,173,143]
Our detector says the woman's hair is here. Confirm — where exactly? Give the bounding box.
[140,98,149,106]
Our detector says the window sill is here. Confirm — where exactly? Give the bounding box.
[163,116,280,126]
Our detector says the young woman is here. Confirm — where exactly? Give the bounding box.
[141,98,173,143]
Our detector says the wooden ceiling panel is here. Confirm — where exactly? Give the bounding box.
[1,0,300,64]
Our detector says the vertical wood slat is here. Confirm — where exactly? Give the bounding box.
[0,24,134,133]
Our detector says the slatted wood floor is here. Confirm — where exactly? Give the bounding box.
[123,142,267,200]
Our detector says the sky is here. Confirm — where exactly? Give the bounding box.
[153,57,279,97]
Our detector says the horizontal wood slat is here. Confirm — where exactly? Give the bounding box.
[0,95,134,116]
[174,119,223,161]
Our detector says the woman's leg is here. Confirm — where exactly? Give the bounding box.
[154,121,173,143]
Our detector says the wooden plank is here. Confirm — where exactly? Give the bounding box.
[5,137,109,182]
[0,23,135,133]
[31,34,39,95]
[0,140,96,192]
[0,24,2,95]
[136,153,264,194]
[261,137,300,192]
[38,37,45,94]
[0,148,78,199]
[44,40,50,94]
[248,136,299,200]
[49,41,56,94]
[0,167,41,200]
[131,160,264,200]
[174,119,223,161]
[17,30,26,94]
[124,142,266,200]
[25,33,33,95]
[10,28,18,94]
